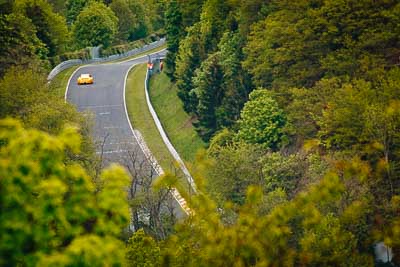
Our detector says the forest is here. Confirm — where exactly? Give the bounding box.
[1,0,400,266]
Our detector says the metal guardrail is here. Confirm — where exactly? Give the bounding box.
[141,62,195,215]
[47,38,166,81]
[144,63,197,195]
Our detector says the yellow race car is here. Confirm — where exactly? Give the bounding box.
[77,74,94,85]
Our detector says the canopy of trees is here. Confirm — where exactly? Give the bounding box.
[72,1,118,48]
[236,89,286,150]
[110,0,147,41]
[0,0,166,74]
[15,0,68,57]
[162,0,400,265]
[0,118,130,266]
[1,0,400,265]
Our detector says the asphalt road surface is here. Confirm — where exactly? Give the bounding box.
[65,50,185,217]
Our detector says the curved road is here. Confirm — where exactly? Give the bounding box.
[65,50,186,216]
[67,51,165,164]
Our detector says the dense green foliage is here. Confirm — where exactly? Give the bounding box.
[1,0,400,265]
[15,0,68,57]
[0,13,43,76]
[161,0,400,265]
[169,1,251,141]
[0,0,165,74]
[65,0,86,25]
[191,32,252,141]
[125,229,161,267]
[244,0,400,89]
[175,23,204,113]
[72,1,118,48]
[164,0,183,80]
[110,0,147,41]
[192,53,224,140]
[0,0,66,75]
[158,165,376,266]
[99,36,159,57]
[236,89,286,149]
[0,119,130,266]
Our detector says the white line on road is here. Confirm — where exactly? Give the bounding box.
[98,112,111,115]
[96,149,130,154]
[65,66,85,102]
[107,142,135,145]
[81,104,122,109]
[104,126,122,129]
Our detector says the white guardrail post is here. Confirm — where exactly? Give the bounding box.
[47,38,166,81]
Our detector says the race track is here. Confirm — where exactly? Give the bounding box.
[67,52,163,164]
[65,50,185,217]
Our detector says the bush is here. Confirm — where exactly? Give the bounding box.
[50,48,91,66]
[99,36,160,57]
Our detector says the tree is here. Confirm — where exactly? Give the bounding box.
[262,152,306,196]
[317,69,400,200]
[0,66,75,134]
[192,53,224,141]
[0,119,130,266]
[72,1,118,48]
[207,128,235,153]
[176,30,252,139]
[125,229,161,267]
[381,195,400,263]
[65,0,87,25]
[0,0,13,14]
[164,0,205,80]
[176,0,204,28]
[236,89,287,150]
[216,31,252,128]
[236,0,272,37]
[16,0,68,57]
[158,163,374,266]
[175,23,204,113]
[0,66,48,119]
[174,0,235,114]
[0,13,44,77]
[243,0,400,89]
[284,78,342,145]
[135,0,165,33]
[125,0,148,40]
[123,147,177,240]
[198,0,232,52]
[47,0,66,15]
[318,76,400,152]
[110,0,139,41]
[205,142,265,206]
[164,0,183,80]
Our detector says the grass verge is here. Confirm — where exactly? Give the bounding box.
[49,65,80,98]
[125,64,180,174]
[149,70,206,163]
